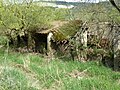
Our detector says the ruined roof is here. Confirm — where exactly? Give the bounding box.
[53,20,83,40]
[37,21,68,34]
[37,20,83,41]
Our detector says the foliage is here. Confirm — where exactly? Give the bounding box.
[72,2,120,23]
[0,48,120,90]
[0,0,69,48]
[0,36,8,45]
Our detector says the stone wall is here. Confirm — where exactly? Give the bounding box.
[87,22,120,70]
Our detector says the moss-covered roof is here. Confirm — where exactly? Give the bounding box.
[35,20,83,41]
[37,20,68,34]
[53,20,83,41]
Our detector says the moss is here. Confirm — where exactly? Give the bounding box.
[53,20,83,41]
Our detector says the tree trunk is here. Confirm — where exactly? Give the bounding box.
[27,32,32,51]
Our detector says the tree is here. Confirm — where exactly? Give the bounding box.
[109,0,120,12]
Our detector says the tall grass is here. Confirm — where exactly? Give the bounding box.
[0,47,120,90]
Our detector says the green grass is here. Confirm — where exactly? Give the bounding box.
[0,48,120,90]
[0,68,28,90]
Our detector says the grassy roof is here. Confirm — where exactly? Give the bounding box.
[53,20,83,41]
[29,20,83,41]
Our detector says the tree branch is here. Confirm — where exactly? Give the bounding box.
[109,0,120,12]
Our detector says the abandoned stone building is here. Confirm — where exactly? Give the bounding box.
[11,20,120,70]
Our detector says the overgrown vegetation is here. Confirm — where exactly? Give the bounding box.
[0,0,69,48]
[0,48,120,90]
[0,0,120,89]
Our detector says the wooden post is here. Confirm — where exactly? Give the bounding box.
[79,28,88,62]
[81,30,87,47]
[47,32,53,59]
